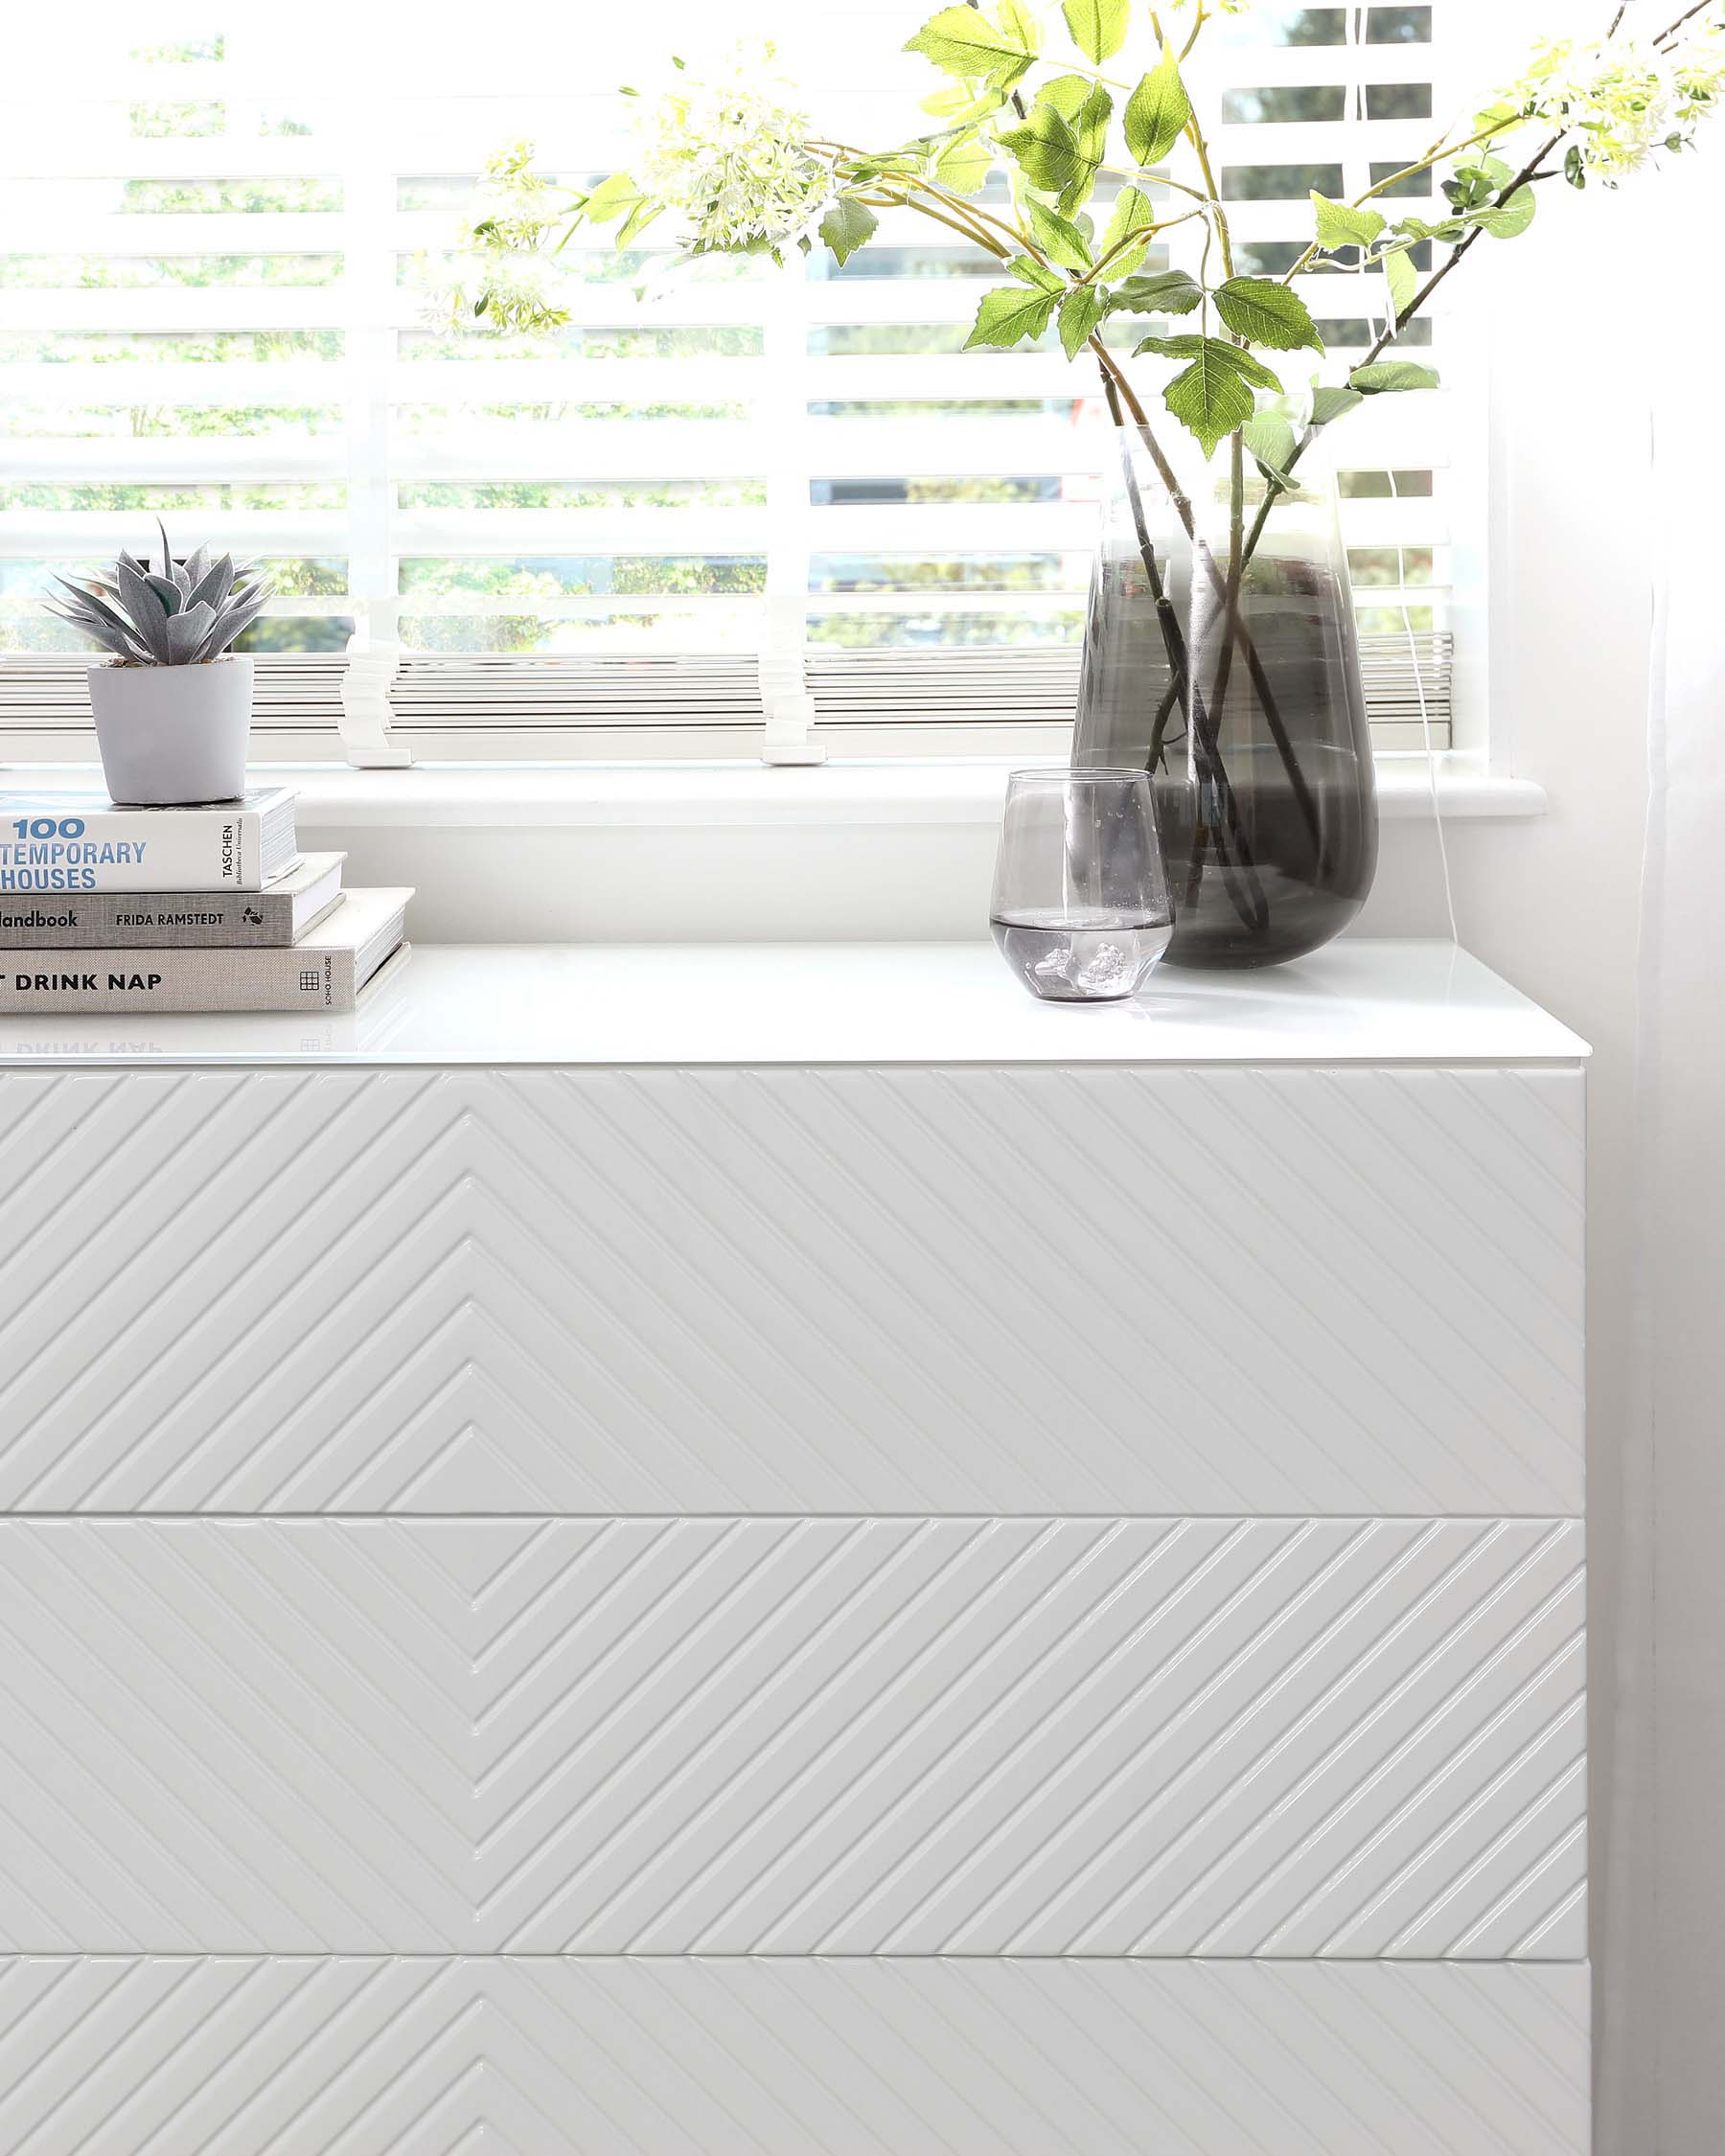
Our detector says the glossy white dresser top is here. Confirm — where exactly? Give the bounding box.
[0,938,1590,1067]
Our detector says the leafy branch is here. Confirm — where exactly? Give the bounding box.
[450,0,1725,820]
[460,0,1725,478]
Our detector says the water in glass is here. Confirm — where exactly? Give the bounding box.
[990,769,1174,1003]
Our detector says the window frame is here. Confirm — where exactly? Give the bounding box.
[0,2,1480,774]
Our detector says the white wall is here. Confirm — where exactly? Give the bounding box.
[1448,186,1659,2149]
[1338,173,1685,2152]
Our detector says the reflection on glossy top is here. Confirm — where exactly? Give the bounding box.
[0,941,1589,1068]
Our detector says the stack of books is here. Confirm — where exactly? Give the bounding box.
[0,785,411,1013]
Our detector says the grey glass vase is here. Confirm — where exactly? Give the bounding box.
[1072,425,1378,968]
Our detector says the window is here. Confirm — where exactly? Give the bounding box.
[0,5,1466,764]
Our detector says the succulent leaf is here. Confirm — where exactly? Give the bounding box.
[114,562,172,661]
[45,605,135,660]
[199,585,270,659]
[186,558,235,614]
[165,603,217,662]
[50,578,153,661]
[44,520,272,665]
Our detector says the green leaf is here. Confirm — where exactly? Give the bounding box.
[1098,183,1157,276]
[1058,282,1110,359]
[1134,335,1282,455]
[997,0,1042,60]
[1443,162,1497,213]
[933,131,995,194]
[920,79,981,117]
[965,279,1062,348]
[845,152,924,186]
[818,197,879,266]
[1001,83,1109,209]
[1349,359,1441,394]
[1147,336,1276,388]
[581,172,647,224]
[616,197,662,246]
[1382,245,1417,319]
[1242,412,1298,483]
[1035,71,1092,119]
[906,4,1038,84]
[1061,0,1129,63]
[1309,385,1365,426]
[1008,253,1066,292]
[1213,275,1323,353]
[1026,196,1092,271]
[1109,266,1204,316]
[1134,335,1280,389]
[1469,185,1537,239]
[923,82,1004,126]
[1061,84,1113,215]
[1000,103,1083,194]
[1164,350,1271,454]
[1310,191,1386,251]
[1473,99,1521,134]
[1393,213,1464,244]
[1123,50,1190,167]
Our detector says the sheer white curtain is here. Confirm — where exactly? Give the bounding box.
[1598,145,1725,2155]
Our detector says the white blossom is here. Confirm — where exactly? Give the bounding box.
[1507,34,1676,178]
[438,143,574,336]
[1673,25,1725,124]
[633,45,833,254]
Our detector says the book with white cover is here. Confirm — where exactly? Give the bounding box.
[0,853,345,948]
[0,785,297,892]
[0,886,411,1013]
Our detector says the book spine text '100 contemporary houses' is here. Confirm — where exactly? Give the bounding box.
[0,789,296,892]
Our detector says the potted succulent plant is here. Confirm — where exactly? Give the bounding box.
[45,524,274,805]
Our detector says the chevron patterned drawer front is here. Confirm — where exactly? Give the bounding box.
[0,1961,1590,2156]
[0,969,1590,2153]
[0,1516,1584,1958]
[0,1064,1582,1514]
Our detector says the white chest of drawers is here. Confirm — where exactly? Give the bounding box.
[0,940,1589,2154]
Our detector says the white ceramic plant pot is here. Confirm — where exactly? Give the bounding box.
[87,654,253,806]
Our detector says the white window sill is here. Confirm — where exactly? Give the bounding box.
[0,752,1537,941]
[180,755,1549,831]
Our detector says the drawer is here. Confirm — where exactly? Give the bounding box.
[0,1958,1590,2154]
[0,1063,1584,1515]
[0,1518,1584,1956]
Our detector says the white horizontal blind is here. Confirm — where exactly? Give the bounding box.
[0,3,1460,761]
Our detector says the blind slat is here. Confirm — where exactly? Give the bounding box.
[1,3,1459,758]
